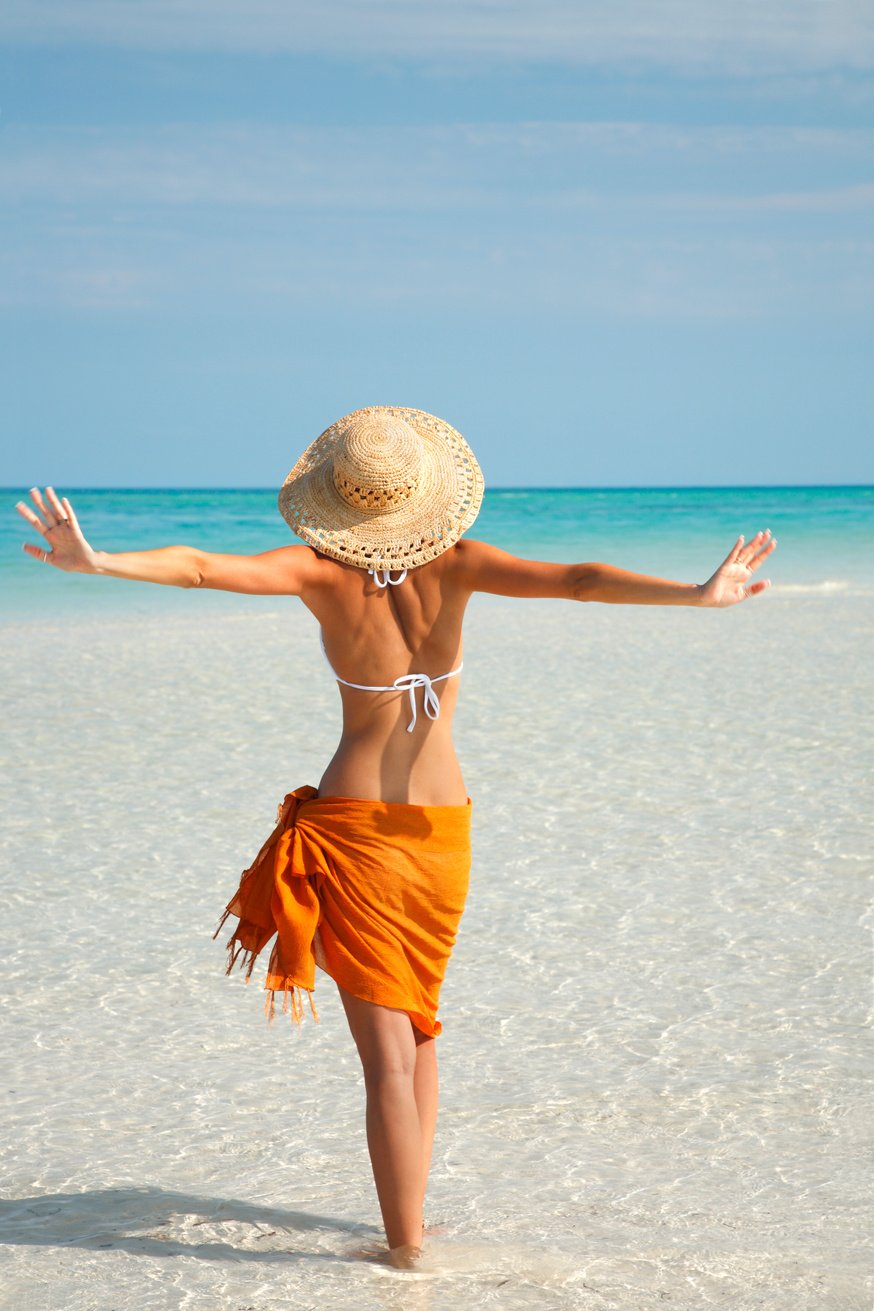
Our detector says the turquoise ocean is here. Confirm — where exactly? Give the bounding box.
[2,485,872,616]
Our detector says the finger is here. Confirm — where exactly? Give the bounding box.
[29,486,57,527]
[745,579,771,596]
[23,541,53,564]
[725,534,744,566]
[45,486,68,523]
[61,496,83,537]
[16,500,46,532]
[738,529,770,566]
[747,537,777,571]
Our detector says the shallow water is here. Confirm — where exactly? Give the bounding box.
[3,484,872,617]
[1,590,871,1309]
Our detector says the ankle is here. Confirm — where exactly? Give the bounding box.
[388,1243,422,1270]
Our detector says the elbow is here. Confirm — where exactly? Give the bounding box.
[179,548,206,588]
[570,563,602,602]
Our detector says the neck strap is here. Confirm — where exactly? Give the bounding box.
[368,568,408,587]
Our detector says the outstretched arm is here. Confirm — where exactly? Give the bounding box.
[16,487,320,595]
[454,533,776,607]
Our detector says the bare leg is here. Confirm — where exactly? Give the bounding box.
[413,1032,438,1201]
[338,986,438,1256]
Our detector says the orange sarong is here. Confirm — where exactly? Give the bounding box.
[214,786,472,1037]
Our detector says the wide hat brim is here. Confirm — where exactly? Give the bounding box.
[278,406,485,571]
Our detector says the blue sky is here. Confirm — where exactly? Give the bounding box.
[2,1,872,487]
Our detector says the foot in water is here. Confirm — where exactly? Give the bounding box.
[347,1239,422,1269]
[388,1243,422,1270]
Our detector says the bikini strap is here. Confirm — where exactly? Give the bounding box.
[368,568,408,587]
[384,668,463,732]
[319,632,462,732]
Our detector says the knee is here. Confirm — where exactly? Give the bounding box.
[359,1045,417,1093]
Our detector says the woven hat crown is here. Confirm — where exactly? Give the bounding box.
[332,413,424,515]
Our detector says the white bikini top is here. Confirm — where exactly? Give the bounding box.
[320,568,463,733]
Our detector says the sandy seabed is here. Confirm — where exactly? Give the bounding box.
[1,591,871,1311]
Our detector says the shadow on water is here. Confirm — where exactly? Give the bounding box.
[0,1185,381,1265]
[0,1187,582,1309]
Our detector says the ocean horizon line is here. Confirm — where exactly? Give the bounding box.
[3,483,872,495]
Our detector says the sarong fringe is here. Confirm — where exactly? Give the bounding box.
[265,984,320,1026]
[212,905,231,943]
[212,910,259,984]
[215,899,319,1026]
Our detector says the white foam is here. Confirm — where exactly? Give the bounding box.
[774,579,852,594]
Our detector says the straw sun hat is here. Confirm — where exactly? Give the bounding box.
[279,406,485,571]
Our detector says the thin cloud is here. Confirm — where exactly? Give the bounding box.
[4,122,873,211]
[5,215,871,319]
[540,182,874,215]
[4,121,871,318]
[1,0,872,73]
[681,183,874,213]
[0,253,159,310]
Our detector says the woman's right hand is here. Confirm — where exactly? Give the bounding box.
[16,487,97,573]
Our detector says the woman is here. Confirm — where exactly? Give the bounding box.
[16,405,776,1267]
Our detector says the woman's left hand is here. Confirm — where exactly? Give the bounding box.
[699,530,777,607]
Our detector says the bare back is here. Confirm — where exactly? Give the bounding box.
[301,545,473,805]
